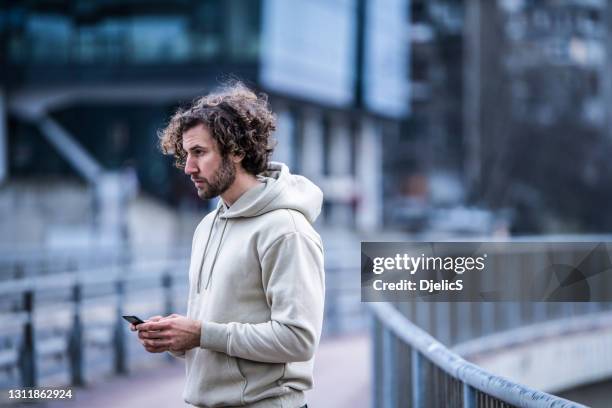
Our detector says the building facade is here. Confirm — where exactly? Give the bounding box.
[0,0,411,247]
[402,0,612,233]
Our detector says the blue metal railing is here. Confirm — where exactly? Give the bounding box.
[0,260,190,389]
[0,246,363,389]
[370,302,587,408]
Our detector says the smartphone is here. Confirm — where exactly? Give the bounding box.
[122,315,145,325]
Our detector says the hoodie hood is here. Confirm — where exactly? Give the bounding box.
[218,162,323,223]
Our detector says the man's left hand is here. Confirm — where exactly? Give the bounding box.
[137,314,201,353]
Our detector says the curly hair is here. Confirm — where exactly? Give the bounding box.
[159,81,276,175]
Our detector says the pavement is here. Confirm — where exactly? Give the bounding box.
[37,334,370,408]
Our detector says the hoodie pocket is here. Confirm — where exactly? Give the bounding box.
[185,350,247,407]
[233,358,288,402]
[226,355,247,404]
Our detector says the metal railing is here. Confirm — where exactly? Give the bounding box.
[370,302,587,408]
[0,259,189,388]
[384,238,612,348]
[0,245,363,388]
[394,300,612,348]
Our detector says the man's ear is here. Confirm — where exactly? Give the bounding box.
[231,151,245,164]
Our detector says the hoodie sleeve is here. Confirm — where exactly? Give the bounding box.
[199,231,325,363]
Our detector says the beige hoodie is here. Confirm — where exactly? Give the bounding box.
[173,162,325,408]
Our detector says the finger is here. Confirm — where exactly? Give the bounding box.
[139,321,170,332]
[147,315,164,322]
[145,346,168,353]
[141,339,168,353]
[142,338,171,348]
[137,322,153,331]
[140,338,158,347]
[138,330,168,340]
[138,331,170,340]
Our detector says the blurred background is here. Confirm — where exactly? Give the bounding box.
[1,0,612,407]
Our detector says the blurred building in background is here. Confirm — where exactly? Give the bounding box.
[0,0,411,249]
[4,0,612,245]
[394,0,612,235]
[385,0,471,234]
[465,0,612,233]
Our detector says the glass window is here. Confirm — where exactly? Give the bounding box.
[4,0,262,65]
[24,14,72,63]
[129,17,190,63]
[191,0,225,60]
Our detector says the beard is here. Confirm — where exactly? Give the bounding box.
[196,155,236,200]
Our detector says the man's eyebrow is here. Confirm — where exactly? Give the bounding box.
[185,144,207,151]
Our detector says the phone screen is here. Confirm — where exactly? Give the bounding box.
[122,315,145,325]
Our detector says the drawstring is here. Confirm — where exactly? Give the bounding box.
[196,208,230,293]
[197,209,219,293]
[204,218,229,290]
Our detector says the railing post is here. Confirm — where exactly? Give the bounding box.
[324,269,340,336]
[113,278,127,374]
[435,302,451,345]
[463,383,476,408]
[416,301,430,333]
[19,289,36,387]
[481,302,494,337]
[163,271,175,363]
[371,316,382,408]
[68,282,84,385]
[382,327,397,408]
[162,271,173,316]
[457,302,471,342]
[14,262,24,279]
[411,348,425,408]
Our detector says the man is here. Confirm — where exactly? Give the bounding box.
[132,82,325,408]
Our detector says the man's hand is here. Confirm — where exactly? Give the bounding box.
[129,315,166,353]
[135,314,201,354]
[129,315,162,333]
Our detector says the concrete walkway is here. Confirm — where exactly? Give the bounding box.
[41,334,370,408]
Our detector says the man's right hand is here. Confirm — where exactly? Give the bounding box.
[129,315,163,332]
[132,314,180,353]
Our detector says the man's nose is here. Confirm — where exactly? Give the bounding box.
[184,158,197,175]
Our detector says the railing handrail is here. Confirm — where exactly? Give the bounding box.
[0,259,189,295]
[370,302,587,408]
[0,244,190,264]
[453,308,612,358]
[0,249,361,388]
[407,234,612,242]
